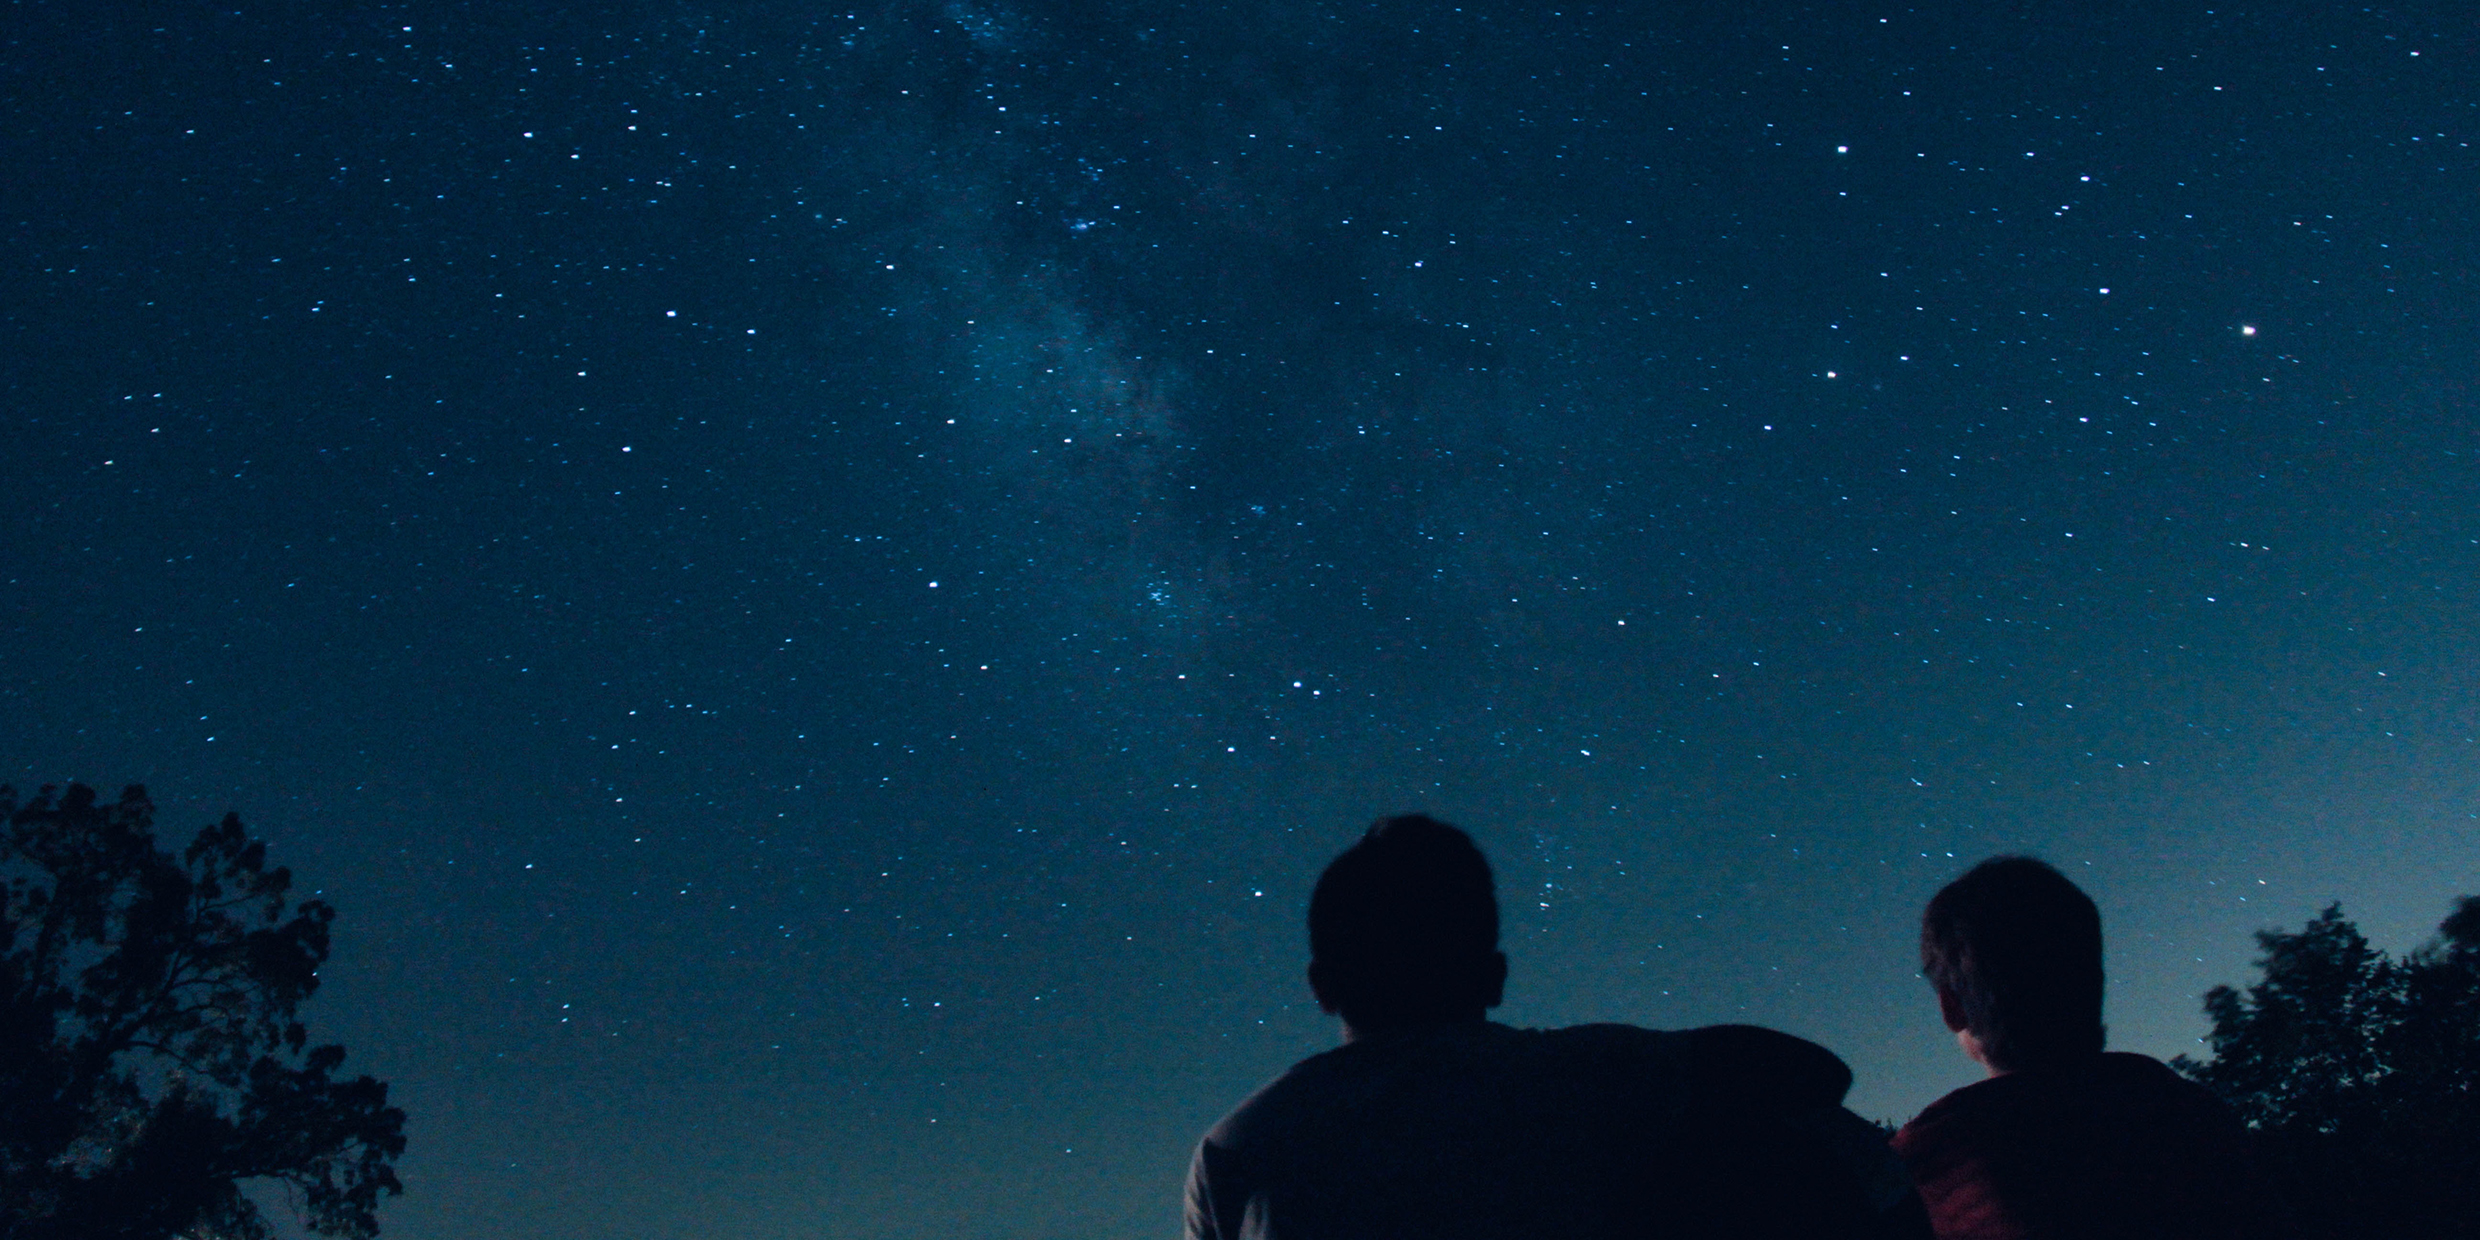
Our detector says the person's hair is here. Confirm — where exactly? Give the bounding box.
[1307,815,1500,1027]
[1921,855,2106,1070]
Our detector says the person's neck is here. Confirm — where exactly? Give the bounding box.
[1340,1011,1488,1043]
[1971,1039,2106,1078]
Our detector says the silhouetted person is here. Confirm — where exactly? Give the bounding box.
[1185,814,1925,1240]
[1893,857,2290,1240]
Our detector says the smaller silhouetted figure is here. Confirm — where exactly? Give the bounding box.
[1893,857,2290,1240]
[1186,814,1923,1240]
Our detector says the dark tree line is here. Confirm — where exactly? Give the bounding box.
[0,784,404,1240]
[2176,896,2480,1239]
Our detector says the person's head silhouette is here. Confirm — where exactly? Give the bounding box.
[1306,815,1508,1039]
[1920,856,2105,1074]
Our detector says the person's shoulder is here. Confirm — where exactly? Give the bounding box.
[1896,1053,2211,1151]
[1533,1021,1706,1082]
[1895,1076,1980,1131]
[2008,1051,2230,1118]
[1207,1024,1530,1148]
[1554,1021,1856,1129]
[1678,1023,1855,1110]
[1908,1070,2014,1119]
[2088,1051,2252,1127]
[1201,1042,1363,1150]
[1892,1071,2023,1158]
[1538,1020,1683,1054]
[2090,1049,2198,1090]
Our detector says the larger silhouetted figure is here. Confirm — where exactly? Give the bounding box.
[1186,815,1925,1240]
[1894,857,2289,1240]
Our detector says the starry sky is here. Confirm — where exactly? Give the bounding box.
[5,1,2477,1237]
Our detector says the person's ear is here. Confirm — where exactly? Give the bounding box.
[1935,984,1970,1033]
[1308,960,1341,1015]
[1481,951,1508,1009]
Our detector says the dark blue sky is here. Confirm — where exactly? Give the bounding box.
[5,2,2476,1236]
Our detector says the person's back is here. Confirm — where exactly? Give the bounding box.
[1191,1020,1695,1238]
[1895,1051,2277,1240]
[1892,857,2288,1240]
[1184,815,1916,1240]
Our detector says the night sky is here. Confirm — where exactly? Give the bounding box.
[5,1,2477,1236]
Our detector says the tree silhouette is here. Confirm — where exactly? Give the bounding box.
[2384,895,2480,1233]
[0,783,405,1239]
[2176,899,2480,1239]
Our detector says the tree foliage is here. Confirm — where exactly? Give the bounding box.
[2175,898,2480,1239]
[0,783,406,1240]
